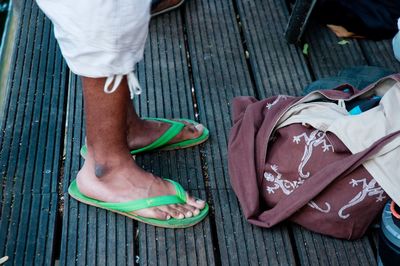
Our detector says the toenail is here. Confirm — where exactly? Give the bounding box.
[196,199,205,204]
[186,211,193,217]
[166,215,171,220]
[193,209,200,216]
[195,124,203,131]
[188,126,196,133]
[178,213,185,219]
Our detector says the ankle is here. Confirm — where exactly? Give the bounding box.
[94,153,131,170]
[87,141,130,157]
[127,117,146,133]
[85,147,133,177]
[126,118,149,145]
[94,162,113,178]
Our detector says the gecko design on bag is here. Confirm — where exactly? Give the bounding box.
[293,130,333,178]
[264,165,304,195]
[266,95,288,110]
[338,178,386,219]
[264,129,334,213]
[308,201,331,213]
[264,165,331,213]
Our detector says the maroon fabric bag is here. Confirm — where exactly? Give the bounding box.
[228,76,400,239]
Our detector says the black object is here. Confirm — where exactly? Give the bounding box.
[392,203,400,229]
[285,0,317,44]
[379,230,400,266]
[378,202,400,266]
[347,96,381,115]
[314,0,400,40]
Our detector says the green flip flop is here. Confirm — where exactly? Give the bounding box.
[68,179,209,228]
[80,118,209,158]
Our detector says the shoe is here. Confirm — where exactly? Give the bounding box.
[151,0,185,17]
[68,179,209,228]
[80,118,209,158]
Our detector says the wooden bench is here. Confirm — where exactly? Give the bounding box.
[1,0,399,265]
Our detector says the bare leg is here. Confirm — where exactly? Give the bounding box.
[76,76,206,220]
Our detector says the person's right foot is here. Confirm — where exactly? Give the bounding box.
[76,151,206,220]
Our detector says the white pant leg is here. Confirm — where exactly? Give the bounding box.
[36,0,151,78]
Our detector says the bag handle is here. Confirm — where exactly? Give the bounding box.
[248,130,400,228]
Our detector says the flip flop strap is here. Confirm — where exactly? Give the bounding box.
[96,179,187,212]
[80,119,186,157]
[160,118,208,150]
[130,118,185,155]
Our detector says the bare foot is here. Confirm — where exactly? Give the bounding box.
[127,119,204,151]
[76,152,206,220]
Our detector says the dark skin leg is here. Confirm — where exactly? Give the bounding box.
[76,76,206,220]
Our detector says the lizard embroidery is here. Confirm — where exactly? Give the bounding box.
[266,95,288,110]
[293,130,333,178]
[264,165,331,212]
[338,178,386,219]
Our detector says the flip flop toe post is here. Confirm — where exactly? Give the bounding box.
[158,118,209,151]
[68,179,209,228]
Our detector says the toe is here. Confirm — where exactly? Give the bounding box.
[152,208,171,220]
[188,123,204,137]
[158,205,185,220]
[193,124,204,138]
[179,121,204,139]
[173,204,194,218]
[181,204,199,217]
[185,194,206,210]
[181,204,197,213]
[134,207,170,220]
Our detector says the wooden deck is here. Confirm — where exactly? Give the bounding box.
[1,0,400,265]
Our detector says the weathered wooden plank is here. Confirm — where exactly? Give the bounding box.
[359,39,400,72]
[185,0,297,264]
[236,0,312,97]
[304,21,368,77]
[293,225,376,266]
[1,193,59,265]
[136,12,205,190]
[136,12,215,265]
[0,1,67,264]
[185,0,254,190]
[139,190,214,266]
[59,75,137,266]
[212,189,296,266]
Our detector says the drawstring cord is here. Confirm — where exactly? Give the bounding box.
[338,99,346,110]
[104,72,142,99]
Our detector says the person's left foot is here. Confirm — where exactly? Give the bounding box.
[151,0,185,17]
